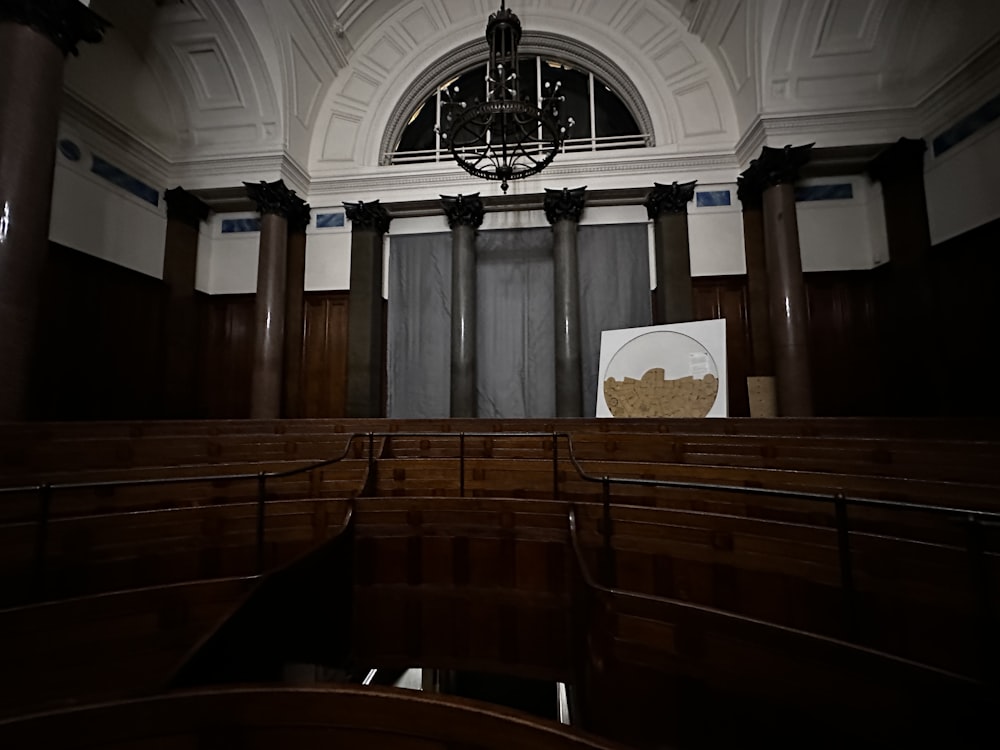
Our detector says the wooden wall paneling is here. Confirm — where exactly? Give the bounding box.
[197,293,254,418]
[29,243,166,420]
[804,271,884,417]
[302,292,350,418]
[692,276,752,417]
[928,217,1000,417]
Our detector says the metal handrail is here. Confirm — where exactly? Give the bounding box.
[5,429,998,622]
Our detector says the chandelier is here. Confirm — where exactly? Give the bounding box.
[438,2,573,193]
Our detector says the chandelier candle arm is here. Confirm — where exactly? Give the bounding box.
[441,3,573,193]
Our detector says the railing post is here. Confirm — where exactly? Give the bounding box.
[552,433,559,502]
[602,476,614,588]
[834,492,858,640]
[965,515,998,683]
[459,433,466,498]
[32,483,51,601]
[364,432,376,497]
[256,472,267,573]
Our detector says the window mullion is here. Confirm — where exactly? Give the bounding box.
[589,71,597,151]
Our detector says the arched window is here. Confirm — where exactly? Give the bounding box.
[388,55,649,165]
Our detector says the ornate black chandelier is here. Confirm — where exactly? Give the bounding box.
[439,2,572,193]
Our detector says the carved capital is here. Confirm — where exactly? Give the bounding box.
[441,193,484,230]
[244,179,300,220]
[736,162,765,209]
[344,200,391,234]
[288,196,312,234]
[644,180,696,219]
[755,143,814,187]
[0,0,110,56]
[164,187,210,227]
[868,138,927,184]
[544,186,587,224]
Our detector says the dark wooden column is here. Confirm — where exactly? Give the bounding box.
[545,186,587,417]
[644,181,696,324]
[441,193,484,418]
[869,138,934,415]
[162,187,210,419]
[283,197,310,418]
[737,169,774,377]
[344,200,391,418]
[0,2,108,420]
[757,144,814,416]
[245,179,299,419]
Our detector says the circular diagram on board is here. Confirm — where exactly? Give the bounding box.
[603,331,720,418]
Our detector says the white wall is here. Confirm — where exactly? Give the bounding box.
[49,160,166,279]
[796,176,887,272]
[925,118,1000,245]
[197,208,353,295]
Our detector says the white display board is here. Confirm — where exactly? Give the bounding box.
[596,320,728,418]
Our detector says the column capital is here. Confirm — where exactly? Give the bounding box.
[288,196,312,234]
[344,199,391,234]
[244,179,300,219]
[868,137,927,183]
[755,143,814,187]
[644,180,696,219]
[0,0,110,56]
[544,186,587,224]
[737,163,766,209]
[164,187,210,227]
[441,193,484,229]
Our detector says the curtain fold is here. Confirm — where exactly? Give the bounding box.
[387,223,651,419]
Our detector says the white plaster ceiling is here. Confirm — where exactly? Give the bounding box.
[59,0,1000,188]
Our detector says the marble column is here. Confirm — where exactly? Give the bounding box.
[544,187,587,418]
[869,138,934,415]
[344,200,391,418]
[283,197,310,418]
[162,187,210,418]
[441,193,484,418]
[757,144,814,416]
[644,181,697,325]
[245,179,299,419]
[0,2,108,419]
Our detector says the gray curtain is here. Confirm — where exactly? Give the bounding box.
[476,228,555,418]
[387,233,451,418]
[578,223,652,416]
[387,223,650,419]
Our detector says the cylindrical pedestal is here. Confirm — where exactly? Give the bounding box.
[283,224,307,418]
[450,223,477,418]
[762,182,812,416]
[652,212,695,325]
[0,24,67,419]
[250,213,289,419]
[552,218,583,417]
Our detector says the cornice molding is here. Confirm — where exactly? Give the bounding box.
[60,90,172,187]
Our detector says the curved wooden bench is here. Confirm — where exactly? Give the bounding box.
[567,510,996,749]
[0,497,351,606]
[352,496,572,683]
[0,576,257,719]
[0,686,629,749]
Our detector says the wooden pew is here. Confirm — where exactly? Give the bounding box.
[571,501,998,677]
[0,576,257,719]
[567,510,996,750]
[352,496,573,683]
[0,497,351,606]
[0,686,630,749]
